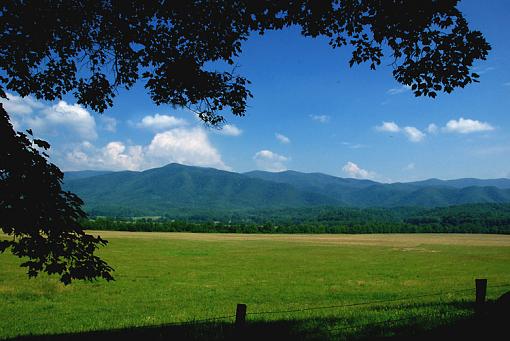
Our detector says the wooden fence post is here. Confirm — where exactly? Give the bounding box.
[235,303,247,328]
[475,278,487,313]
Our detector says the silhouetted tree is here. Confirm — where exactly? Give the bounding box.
[0,1,490,283]
[0,104,113,284]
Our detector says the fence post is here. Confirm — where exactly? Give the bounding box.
[475,278,487,314]
[235,303,247,328]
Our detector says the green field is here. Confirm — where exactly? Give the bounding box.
[1,232,510,340]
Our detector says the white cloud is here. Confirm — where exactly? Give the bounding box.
[26,101,97,140]
[253,150,289,172]
[217,124,242,136]
[275,133,290,144]
[0,93,44,115]
[443,118,494,134]
[146,127,228,169]
[64,127,229,171]
[1,95,230,172]
[81,141,93,149]
[100,116,117,132]
[1,94,98,140]
[376,121,425,142]
[387,85,411,95]
[138,114,187,131]
[376,121,400,133]
[349,144,367,149]
[376,118,494,142]
[341,141,367,149]
[404,163,416,171]
[403,126,426,142]
[475,66,495,75]
[310,114,330,123]
[342,161,377,180]
[66,141,144,171]
[104,142,144,170]
[427,123,438,134]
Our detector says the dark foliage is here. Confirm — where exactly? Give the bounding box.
[0,104,113,284]
[0,1,489,122]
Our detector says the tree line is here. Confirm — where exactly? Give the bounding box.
[83,204,510,234]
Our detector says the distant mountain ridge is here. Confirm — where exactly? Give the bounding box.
[243,170,510,207]
[243,171,510,190]
[63,170,114,181]
[63,164,510,216]
[407,178,510,189]
[64,164,338,216]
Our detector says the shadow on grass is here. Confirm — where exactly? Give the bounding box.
[7,301,506,341]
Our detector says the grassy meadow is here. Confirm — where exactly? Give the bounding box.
[1,232,510,340]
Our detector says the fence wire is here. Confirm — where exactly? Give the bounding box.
[159,282,510,327]
[247,288,472,316]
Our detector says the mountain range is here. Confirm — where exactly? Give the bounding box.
[63,163,510,216]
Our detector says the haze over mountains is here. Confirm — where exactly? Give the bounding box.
[63,163,510,216]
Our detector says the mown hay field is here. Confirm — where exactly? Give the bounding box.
[1,232,510,339]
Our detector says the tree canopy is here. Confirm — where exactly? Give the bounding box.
[0,1,490,283]
[1,1,490,123]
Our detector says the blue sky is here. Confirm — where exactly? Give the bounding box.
[2,0,509,182]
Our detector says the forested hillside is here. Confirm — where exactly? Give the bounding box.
[64,164,510,216]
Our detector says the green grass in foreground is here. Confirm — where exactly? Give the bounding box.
[1,233,510,340]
